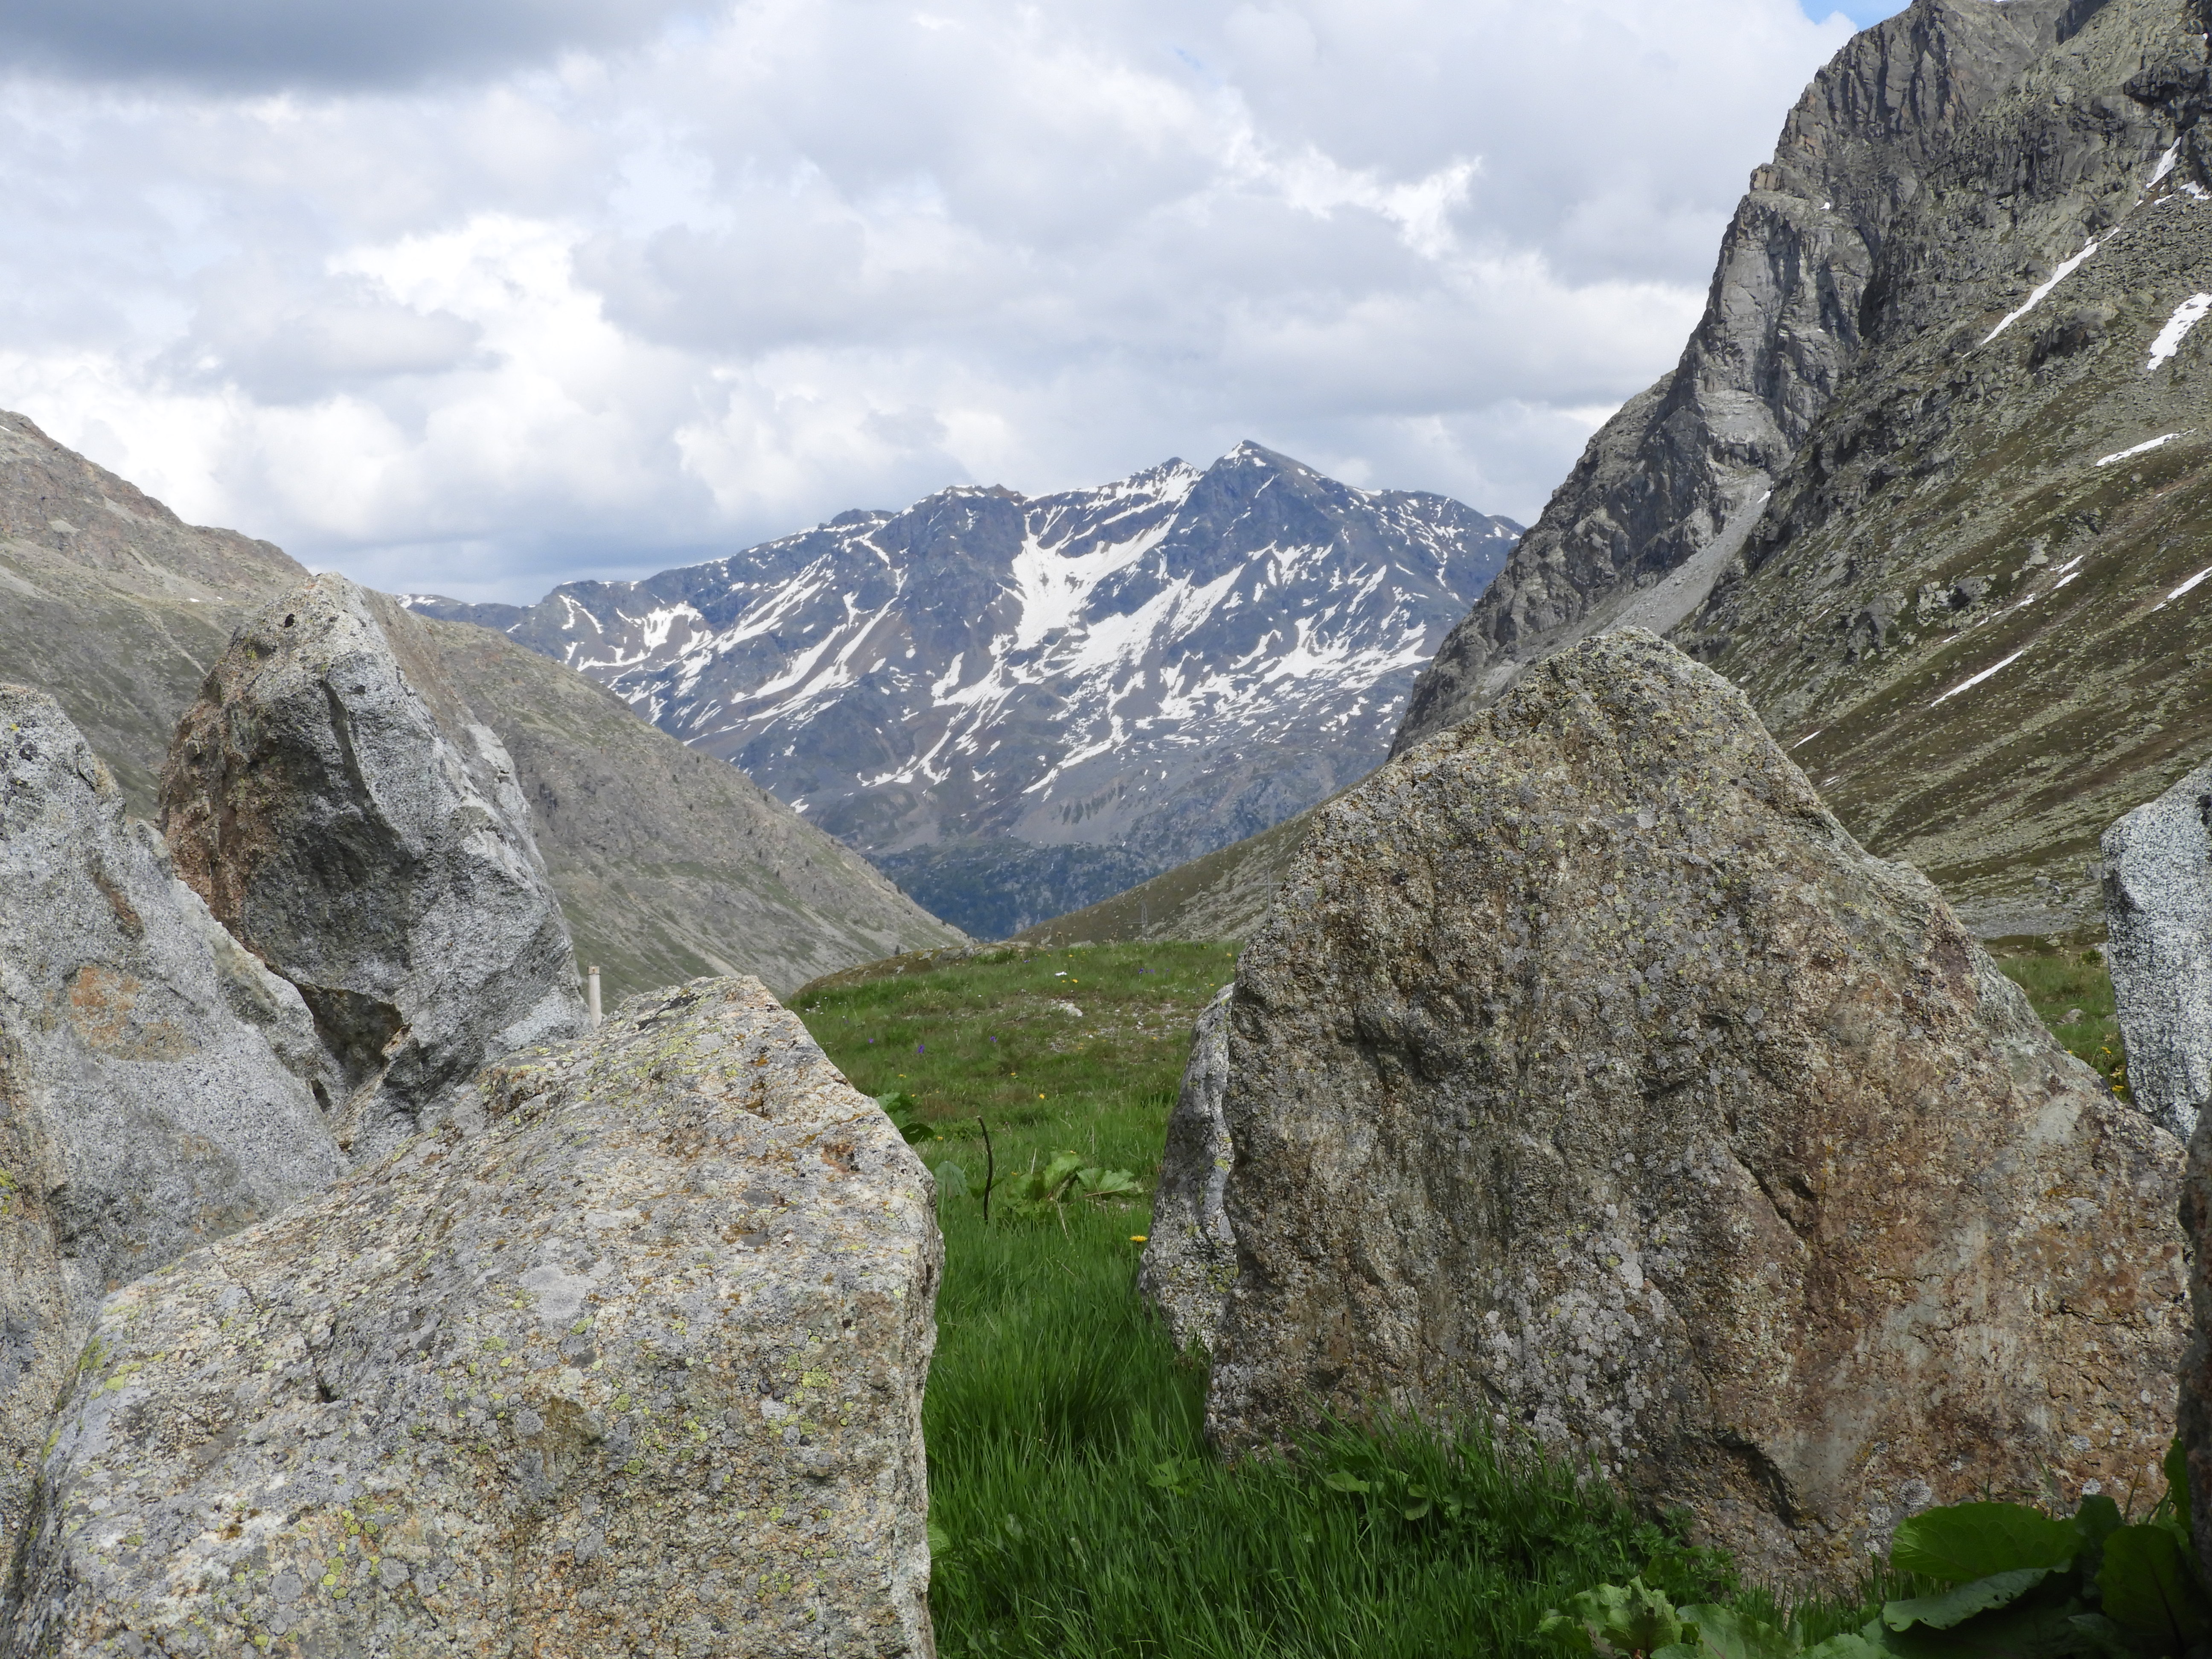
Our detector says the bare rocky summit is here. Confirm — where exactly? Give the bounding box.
[1137,985,1236,1353]
[0,687,340,1548]
[160,573,586,1161]
[2104,757,2212,1135]
[1202,629,2186,1588]
[1396,0,2079,752]
[0,977,940,1659]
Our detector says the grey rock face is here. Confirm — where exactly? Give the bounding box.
[0,686,341,1548]
[0,977,941,1659]
[1138,985,1236,1353]
[1207,629,2186,1589]
[2105,759,2212,1136]
[1674,0,2212,938]
[412,442,1520,937]
[1394,0,2084,753]
[161,574,587,1161]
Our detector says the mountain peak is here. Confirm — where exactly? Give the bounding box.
[477,448,1524,936]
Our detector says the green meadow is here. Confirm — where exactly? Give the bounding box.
[795,940,2123,1656]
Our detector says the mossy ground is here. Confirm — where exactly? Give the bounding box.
[794,943,1914,1656]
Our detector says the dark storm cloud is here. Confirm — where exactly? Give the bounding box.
[0,0,688,89]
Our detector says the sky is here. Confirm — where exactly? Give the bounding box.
[0,0,1883,603]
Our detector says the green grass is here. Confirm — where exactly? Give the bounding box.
[1994,949,2130,1099]
[795,943,1884,1657]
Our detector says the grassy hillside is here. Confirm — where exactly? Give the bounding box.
[792,944,1904,1656]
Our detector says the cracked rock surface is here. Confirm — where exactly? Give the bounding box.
[2104,757,2212,1135]
[1138,984,1237,1353]
[1204,629,2186,1589]
[160,572,585,1162]
[0,977,941,1659]
[0,686,339,1551]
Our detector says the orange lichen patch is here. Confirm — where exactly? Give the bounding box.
[64,964,197,1062]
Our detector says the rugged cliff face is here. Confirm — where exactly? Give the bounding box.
[1684,0,2212,936]
[1394,0,2089,753]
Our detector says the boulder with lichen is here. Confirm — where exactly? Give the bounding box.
[0,976,940,1657]
[0,685,340,1549]
[1200,628,2187,1589]
[160,572,585,1161]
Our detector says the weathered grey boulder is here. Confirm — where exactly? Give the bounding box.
[1138,985,1237,1353]
[1203,629,2187,1590]
[0,976,940,1657]
[0,686,341,1548]
[161,573,586,1161]
[2104,759,2212,1138]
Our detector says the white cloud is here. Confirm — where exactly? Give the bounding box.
[0,0,1858,600]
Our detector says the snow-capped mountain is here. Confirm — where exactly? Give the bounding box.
[407,442,1519,936]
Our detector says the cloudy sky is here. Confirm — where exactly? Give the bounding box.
[0,0,1897,602]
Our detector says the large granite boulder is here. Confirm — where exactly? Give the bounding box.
[1202,629,2187,1589]
[2104,759,2212,1138]
[0,977,941,1658]
[0,686,341,1547]
[1138,985,1237,1354]
[161,573,586,1161]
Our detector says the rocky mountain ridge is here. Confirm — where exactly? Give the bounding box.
[1396,0,2092,755]
[1678,0,2212,936]
[407,443,1519,937]
[1107,0,2211,951]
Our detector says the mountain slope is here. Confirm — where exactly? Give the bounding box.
[1393,0,2090,753]
[410,442,1519,936]
[1677,0,2212,939]
[0,410,961,996]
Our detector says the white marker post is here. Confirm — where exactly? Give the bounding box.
[587,966,602,1030]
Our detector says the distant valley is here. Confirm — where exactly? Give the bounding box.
[409,442,1519,937]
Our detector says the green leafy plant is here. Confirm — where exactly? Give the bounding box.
[876,1091,937,1144]
[996,1149,1141,1211]
[1543,1444,2210,1659]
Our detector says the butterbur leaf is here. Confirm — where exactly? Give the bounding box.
[1881,1568,2052,1631]
[1568,1579,1683,1656]
[874,1092,936,1144]
[933,1161,970,1198]
[926,1521,951,1557]
[1801,1635,1887,1659]
[1322,1470,1370,1495]
[2062,1612,2137,1659]
[2164,1437,2193,1534]
[1677,1602,1796,1659]
[1539,1610,1598,1656]
[1889,1502,2079,1582]
[2074,1493,2123,1551]
[2096,1523,2212,1649]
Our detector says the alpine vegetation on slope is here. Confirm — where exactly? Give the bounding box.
[161,574,586,1162]
[0,408,961,999]
[1681,0,2212,936]
[410,443,1519,937]
[1394,0,2088,752]
[2104,755,2212,1135]
[0,688,341,1546]
[0,979,941,1659]
[1187,630,2186,1589]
